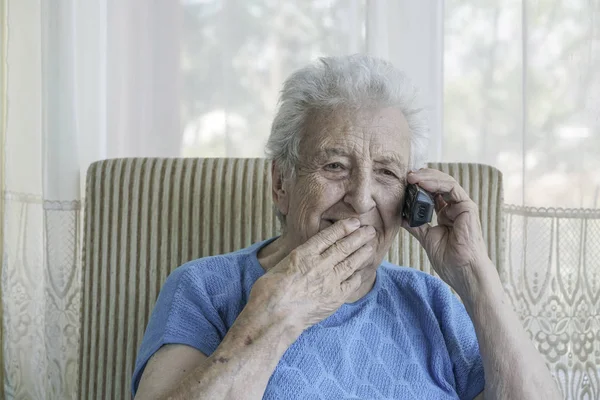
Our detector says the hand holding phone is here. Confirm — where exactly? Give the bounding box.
[402,184,434,227]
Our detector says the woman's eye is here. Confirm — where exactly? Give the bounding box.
[381,169,397,177]
[326,162,343,170]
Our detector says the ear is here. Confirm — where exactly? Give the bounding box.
[271,161,290,216]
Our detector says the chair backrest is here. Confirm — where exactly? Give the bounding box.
[77,158,504,399]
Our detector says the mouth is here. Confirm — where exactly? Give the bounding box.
[323,218,376,230]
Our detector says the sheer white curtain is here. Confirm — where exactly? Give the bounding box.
[3,0,181,398]
[2,0,599,398]
[442,2,600,398]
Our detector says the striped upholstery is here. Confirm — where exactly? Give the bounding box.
[78,158,504,399]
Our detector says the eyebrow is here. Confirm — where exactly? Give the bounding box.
[319,148,406,167]
[322,148,349,158]
[376,155,406,167]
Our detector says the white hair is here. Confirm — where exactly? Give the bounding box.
[265,54,430,177]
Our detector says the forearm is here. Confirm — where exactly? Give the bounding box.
[460,260,562,400]
[168,303,302,400]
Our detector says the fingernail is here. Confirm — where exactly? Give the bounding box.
[349,218,360,228]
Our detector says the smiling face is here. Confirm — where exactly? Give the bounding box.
[272,106,412,269]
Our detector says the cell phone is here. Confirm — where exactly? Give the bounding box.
[402,184,434,227]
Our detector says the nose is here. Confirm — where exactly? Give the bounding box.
[343,169,376,214]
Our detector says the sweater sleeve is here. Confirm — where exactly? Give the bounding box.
[131,264,227,396]
[433,282,486,400]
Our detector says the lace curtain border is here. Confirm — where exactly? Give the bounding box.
[4,192,81,211]
[504,204,600,219]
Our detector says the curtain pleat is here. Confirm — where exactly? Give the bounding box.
[0,0,6,397]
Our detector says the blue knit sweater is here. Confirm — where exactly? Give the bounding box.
[132,238,485,399]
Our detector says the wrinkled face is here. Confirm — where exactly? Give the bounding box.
[273,107,411,266]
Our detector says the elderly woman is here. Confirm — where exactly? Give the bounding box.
[133,55,560,399]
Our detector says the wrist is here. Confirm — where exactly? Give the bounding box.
[457,257,505,312]
[243,298,305,344]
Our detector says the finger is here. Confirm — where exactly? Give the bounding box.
[302,218,361,254]
[340,270,362,295]
[444,201,479,222]
[321,225,376,263]
[436,207,453,227]
[401,218,431,245]
[408,169,470,203]
[434,194,454,226]
[333,242,375,281]
[434,193,447,213]
[443,202,483,238]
